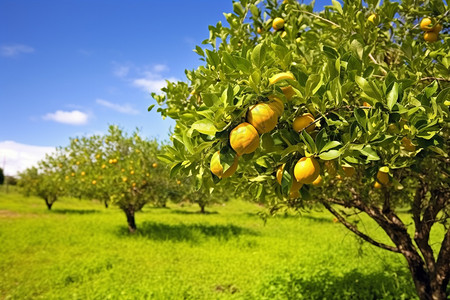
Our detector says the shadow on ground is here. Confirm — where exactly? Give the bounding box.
[117,221,257,242]
[169,209,219,215]
[260,267,416,299]
[51,209,100,215]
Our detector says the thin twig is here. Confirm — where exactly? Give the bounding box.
[368,53,388,75]
[293,9,341,28]
[420,77,450,82]
[322,201,400,253]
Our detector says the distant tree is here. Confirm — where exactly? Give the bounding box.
[0,168,4,185]
[63,125,176,233]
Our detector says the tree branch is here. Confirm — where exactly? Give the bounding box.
[322,201,400,253]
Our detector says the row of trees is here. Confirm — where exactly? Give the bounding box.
[152,0,449,299]
[17,126,225,232]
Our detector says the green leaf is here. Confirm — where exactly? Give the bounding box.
[323,45,339,60]
[147,104,155,112]
[436,87,450,104]
[359,146,380,160]
[356,76,381,101]
[354,108,367,130]
[233,55,252,73]
[170,162,183,178]
[320,141,341,153]
[300,131,317,154]
[305,74,323,98]
[331,0,343,14]
[251,43,266,68]
[318,150,341,160]
[191,119,217,136]
[200,92,219,107]
[386,82,399,111]
[194,45,205,57]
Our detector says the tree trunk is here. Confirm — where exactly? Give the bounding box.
[199,203,206,214]
[124,209,136,233]
[104,200,109,208]
[45,197,53,210]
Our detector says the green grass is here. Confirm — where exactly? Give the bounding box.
[0,190,418,299]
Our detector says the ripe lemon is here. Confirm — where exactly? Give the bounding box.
[267,95,284,116]
[432,23,442,33]
[424,32,438,42]
[130,170,135,175]
[210,151,239,179]
[401,137,416,152]
[81,171,86,176]
[281,86,295,100]
[368,14,377,24]
[230,122,260,156]
[312,175,323,186]
[101,164,106,169]
[132,182,136,187]
[272,17,285,30]
[92,180,97,185]
[342,166,355,177]
[257,27,263,34]
[277,165,303,197]
[294,157,320,184]
[71,172,75,177]
[176,180,181,185]
[376,170,389,185]
[152,163,158,168]
[293,113,315,133]
[247,103,278,134]
[76,161,80,165]
[374,181,382,189]
[420,18,433,31]
[363,102,371,107]
[122,177,128,182]
[269,72,295,85]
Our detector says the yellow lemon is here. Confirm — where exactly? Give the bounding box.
[230,122,260,156]
[374,181,382,189]
[368,14,378,24]
[420,18,433,31]
[293,113,315,133]
[281,86,295,100]
[432,23,442,33]
[424,32,438,42]
[272,17,285,30]
[92,180,97,185]
[269,72,295,85]
[210,151,239,179]
[267,95,284,117]
[152,163,158,168]
[247,103,278,134]
[312,175,323,186]
[376,170,389,185]
[294,157,320,184]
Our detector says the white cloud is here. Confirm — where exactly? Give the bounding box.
[153,64,169,72]
[0,141,55,176]
[96,98,139,115]
[112,62,131,78]
[1,44,35,57]
[132,71,178,94]
[42,110,89,125]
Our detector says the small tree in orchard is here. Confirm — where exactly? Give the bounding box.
[17,153,66,210]
[152,0,449,298]
[63,126,171,233]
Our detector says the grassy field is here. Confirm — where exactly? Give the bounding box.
[0,189,418,299]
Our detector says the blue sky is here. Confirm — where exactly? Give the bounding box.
[0,0,328,175]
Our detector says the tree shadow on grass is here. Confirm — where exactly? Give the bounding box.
[51,209,100,215]
[260,267,417,300]
[170,209,219,215]
[117,221,257,243]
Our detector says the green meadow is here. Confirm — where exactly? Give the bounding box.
[0,189,418,299]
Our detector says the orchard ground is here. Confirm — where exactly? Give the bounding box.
[1,189,441,299]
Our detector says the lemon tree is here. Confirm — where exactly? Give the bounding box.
[63,126,174,232]
[17,151,67,210]
[152,0,449,298]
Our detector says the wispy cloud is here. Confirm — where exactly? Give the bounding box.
[96,99,139,115]
[1,44,35,57]
[42,110,89,125]
[112,62,178,94]
[132,70,178,94]
[0,141,55,176]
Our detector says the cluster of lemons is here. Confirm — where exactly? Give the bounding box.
[420,17,443,43]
